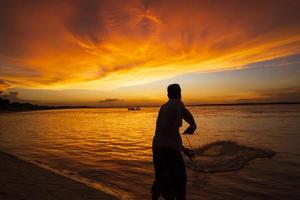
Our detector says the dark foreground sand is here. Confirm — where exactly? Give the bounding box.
[0,151,118,200]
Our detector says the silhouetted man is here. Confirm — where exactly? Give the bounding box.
[152,84,197,200]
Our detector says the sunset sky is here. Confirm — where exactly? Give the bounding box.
[1,0,300,106]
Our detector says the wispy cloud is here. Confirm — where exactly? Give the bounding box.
[0,0,300,91]
[0,80,11,92]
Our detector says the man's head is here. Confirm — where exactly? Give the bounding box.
[167,84,181,100]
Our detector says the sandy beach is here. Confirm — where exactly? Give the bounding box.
[0,151,118,200]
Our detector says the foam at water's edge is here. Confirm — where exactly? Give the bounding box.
[185,140,276,173]
[0,149,132,200]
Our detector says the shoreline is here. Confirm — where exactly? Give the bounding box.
[0,150,119,200]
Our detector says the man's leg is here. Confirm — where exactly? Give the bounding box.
[152,148,163,200]
[153,148,185,199]
[151,180,160,200]
[174,151,187,200]
[160,149,185,200]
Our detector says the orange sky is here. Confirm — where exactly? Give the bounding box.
[1,0,300,106]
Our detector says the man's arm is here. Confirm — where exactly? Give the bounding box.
[178,102,196,159]
[181,105,197,134]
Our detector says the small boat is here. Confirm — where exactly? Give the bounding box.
[128,106,141,110]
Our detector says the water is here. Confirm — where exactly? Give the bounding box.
[0,105,300,199]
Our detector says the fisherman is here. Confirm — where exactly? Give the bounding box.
[152,84,197,200]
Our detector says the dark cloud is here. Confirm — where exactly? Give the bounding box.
[262,87,300,102]
[236,87,300,103]
[0,0,67,57]
[0,91,37,103]
[98,98,120,103]
[64,0,107,44]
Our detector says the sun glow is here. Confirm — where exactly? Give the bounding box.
[1,0,300,104]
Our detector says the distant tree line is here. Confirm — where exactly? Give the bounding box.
[0,98,88,112]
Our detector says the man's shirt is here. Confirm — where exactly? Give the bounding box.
[152,99,193,151]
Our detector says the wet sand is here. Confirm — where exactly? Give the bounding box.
[0,151,118,200]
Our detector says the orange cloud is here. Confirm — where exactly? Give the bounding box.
[0,80,11,92]
[0,0,300,90]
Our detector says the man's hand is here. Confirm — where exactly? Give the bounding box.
[183,124,196,135]
[182,147,195,160]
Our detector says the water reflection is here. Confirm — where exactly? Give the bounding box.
[0,105,300,199]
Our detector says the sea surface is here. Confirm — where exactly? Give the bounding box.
[0,105,300,199]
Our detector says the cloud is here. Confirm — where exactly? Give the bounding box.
[260,87,300,102]
[64,0,107,44]
[0,0,300,90]
[0,80,11,93]
[98,98,120,103]
[98,99,121,103]
[0,91,37,103]
[235,87,300,103]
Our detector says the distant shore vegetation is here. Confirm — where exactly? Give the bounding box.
[0,98,87,112]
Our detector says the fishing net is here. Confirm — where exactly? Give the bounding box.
[185,141,276,173]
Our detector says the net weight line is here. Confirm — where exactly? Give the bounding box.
[184,134,193,149]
